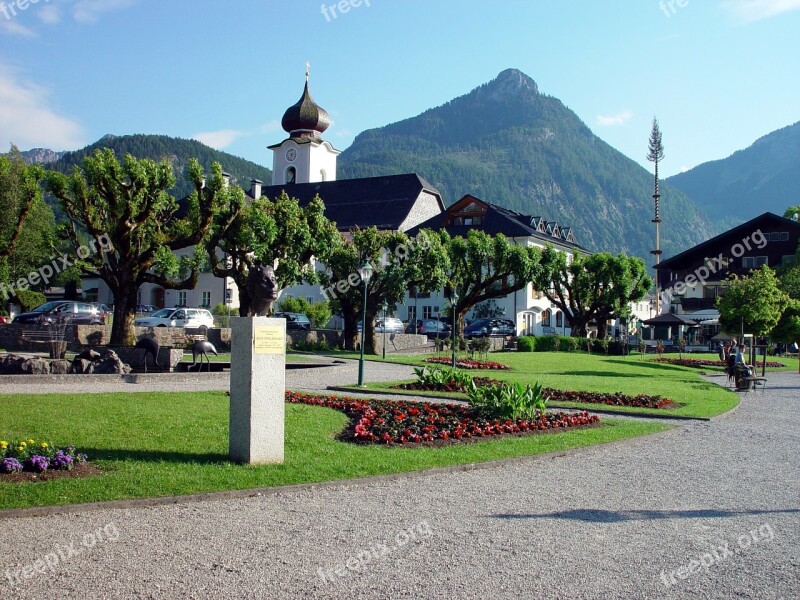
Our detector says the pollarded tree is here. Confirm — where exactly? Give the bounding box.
[204,191,339,316]
[443,230,542,334]
[320,228,448,353]
[532,249,652,338]
[770,300,800,373]
[46,149,238,345]
[718,265,789,339]
[0,147,52,300]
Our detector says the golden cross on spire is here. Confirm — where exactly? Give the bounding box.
[305,61,310,82]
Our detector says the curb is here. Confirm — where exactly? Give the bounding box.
[0,425,679,521]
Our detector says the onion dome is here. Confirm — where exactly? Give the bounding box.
[281,80,331,139]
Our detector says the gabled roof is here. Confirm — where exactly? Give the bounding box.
[407,194,585,251]
[252,174,445,232]
[656,212,800,270]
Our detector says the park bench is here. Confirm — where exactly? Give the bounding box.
[734,364,767,394]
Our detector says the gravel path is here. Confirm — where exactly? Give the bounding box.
[1,370,798,599]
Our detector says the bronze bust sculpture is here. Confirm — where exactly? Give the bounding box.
[246,264,279,316]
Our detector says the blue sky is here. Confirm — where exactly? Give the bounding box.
[1,0,798,177]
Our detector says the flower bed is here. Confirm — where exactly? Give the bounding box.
[286,391,599,445]
[1,438,88,477]
[652,357,783,369]
[542,388,678,409]
[392,380,679,410]
[424,357,509,370]
[394,376,502,393]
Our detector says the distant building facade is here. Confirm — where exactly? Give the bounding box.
[654,212,800,343]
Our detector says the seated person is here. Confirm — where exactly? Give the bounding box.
[734,343,752,386]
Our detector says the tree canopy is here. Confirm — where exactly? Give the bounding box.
[532,249,652,338]
[717,265,788,337]
[46,149,237,345]
[204,191,339,316]
[0,148,56,307]
[442,230,541,333]
[319,228,448,353]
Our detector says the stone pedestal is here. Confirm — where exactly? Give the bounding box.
[229,317,286,464]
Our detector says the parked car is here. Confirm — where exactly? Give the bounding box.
[464,318,516,338]
[375,317,405,334]
[135,304,158,314]
[414,319,451,339]
[274,312,312,331]
[134,307,214,331]
[13,301,105,325]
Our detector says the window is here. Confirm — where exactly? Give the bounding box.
[200,291,211,308]
[542,309,551,327]
[555,311,563,327]
[781,232,789,241]
[286,167,296,184]
[407,306,416,322]
[767,232,789,241]
[742,256,767,268]
[306,296,314,304]
[320,169,327,181]
[422,306,433,319]
[177,291,187,307]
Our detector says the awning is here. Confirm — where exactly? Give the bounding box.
[642,313,700,327]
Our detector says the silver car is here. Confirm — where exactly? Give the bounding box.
[375,317,405,334]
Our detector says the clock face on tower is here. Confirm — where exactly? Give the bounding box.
[286,148,297,162]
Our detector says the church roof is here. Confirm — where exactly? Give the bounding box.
[252,174,444,232]
[281,81,331,139]
[407,194,585,252]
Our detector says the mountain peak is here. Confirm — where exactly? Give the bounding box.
[488,68,539,98]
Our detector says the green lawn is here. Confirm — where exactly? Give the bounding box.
[346,351,742,419]
[0,391,669,510]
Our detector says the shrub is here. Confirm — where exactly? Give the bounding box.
[276,297,331,329]
[14,289,47,312]
[517,336,536,352]
[469,336,491,359]
[293,339,332,352]
[565,336,581,352]
[468,380,548,420]
[212,303,238,328]
[413,366,472,389]
[305,301,332,329]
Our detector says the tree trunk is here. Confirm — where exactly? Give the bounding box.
[109,287,137,346]
[343,311,359,351]
[365,308,378,355]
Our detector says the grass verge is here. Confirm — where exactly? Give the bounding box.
[353,352,740,419]
[0,391,669,510]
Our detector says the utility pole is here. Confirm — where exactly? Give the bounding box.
[647,117,665,315]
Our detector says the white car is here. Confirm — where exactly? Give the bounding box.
[134,307,214,331]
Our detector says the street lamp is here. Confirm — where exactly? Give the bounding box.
[381,301,388,361]
[451,289,459,369]
[357,261,374,386]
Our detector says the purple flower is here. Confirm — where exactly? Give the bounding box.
[26,455,50,473]
[1,457,23,474]
[51,451,74,470]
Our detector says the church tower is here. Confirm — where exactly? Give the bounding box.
[269,64,340,185]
